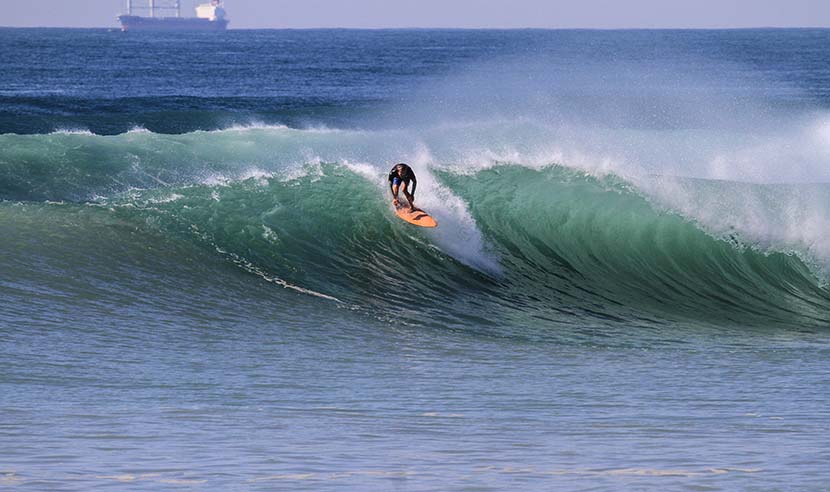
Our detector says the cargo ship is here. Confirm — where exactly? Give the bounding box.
[118,0,229,31]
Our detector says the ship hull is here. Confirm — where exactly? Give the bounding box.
[118,15,229,31]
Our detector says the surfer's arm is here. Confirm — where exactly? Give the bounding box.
[410,177,417,195]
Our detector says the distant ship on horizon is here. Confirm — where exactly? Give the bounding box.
[118,0,229,31]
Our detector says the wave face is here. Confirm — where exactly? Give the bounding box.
[3,126,830,332]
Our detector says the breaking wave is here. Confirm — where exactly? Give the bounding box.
[2,126,829,331]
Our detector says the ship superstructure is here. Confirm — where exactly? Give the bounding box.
[118,0,229,31]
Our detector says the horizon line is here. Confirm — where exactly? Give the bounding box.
[2,25,830,30]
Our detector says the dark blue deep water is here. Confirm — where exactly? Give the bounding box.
[2,28,830,491]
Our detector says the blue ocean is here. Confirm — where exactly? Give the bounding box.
[2,28,830,490]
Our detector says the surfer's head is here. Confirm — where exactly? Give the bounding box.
[395,163,407,175]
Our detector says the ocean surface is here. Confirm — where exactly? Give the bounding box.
[2,28,830,491]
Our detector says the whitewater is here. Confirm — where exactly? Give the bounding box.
[2,28,830,491]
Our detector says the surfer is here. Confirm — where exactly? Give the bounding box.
[389,163,418,212]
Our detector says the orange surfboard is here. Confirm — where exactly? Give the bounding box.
[395,204,437,228]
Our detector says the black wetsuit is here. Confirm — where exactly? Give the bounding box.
[388,165,417,194]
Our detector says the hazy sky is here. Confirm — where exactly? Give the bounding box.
[3,0,830,29]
